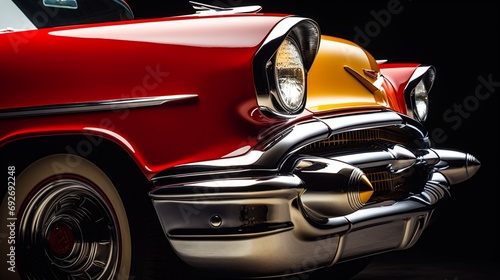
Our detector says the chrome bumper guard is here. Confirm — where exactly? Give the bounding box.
[149,110,480,277]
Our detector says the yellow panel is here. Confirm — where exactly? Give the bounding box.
[306,35,389,113]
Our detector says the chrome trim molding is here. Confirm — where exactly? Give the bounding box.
[149,110,480,277]
[344,66,380,94]
[190,1,262,14]
[0,94,198,118]
[152,111,405,183]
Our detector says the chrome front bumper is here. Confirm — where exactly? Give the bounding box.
[149,110,480,277]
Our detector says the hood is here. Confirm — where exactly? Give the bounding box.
[0,14,288,111]
[306,35,389,113]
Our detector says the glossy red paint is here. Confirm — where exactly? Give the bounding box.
[380,77,403,114]
[379,63,421,116]
[1,14,289,109]
[0,14,300,178]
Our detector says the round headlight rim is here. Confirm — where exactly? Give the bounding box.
[405,65,436,123]
[253,17,320,119]
[272,35,307,115]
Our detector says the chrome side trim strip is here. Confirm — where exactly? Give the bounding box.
[0,94,198,118]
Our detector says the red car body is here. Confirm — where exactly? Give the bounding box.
[1,14,299,177]
[0,1,480,279]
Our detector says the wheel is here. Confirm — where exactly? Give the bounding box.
[0,154,131,279]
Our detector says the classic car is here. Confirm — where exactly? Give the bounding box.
[0,0,481,279]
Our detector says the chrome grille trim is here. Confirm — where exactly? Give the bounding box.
[301,128,408,150]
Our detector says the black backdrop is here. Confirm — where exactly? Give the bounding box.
[231,0,500,261]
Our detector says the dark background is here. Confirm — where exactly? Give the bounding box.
[228,0,500,275]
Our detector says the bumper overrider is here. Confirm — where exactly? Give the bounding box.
[149,110,480,277]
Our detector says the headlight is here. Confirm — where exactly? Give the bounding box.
[274,37,306,114]
[405,65,435,122]
[253,17,320,118]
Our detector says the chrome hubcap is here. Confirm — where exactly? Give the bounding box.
[19,178,120,279]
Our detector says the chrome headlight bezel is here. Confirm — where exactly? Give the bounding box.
[272,36,306,114]
[404,65,436,122]
[253,17,320,118]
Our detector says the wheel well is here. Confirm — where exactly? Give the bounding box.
[1,135,183,278]
[0,134,152,199]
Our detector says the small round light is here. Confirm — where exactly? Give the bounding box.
[274,37,306,113]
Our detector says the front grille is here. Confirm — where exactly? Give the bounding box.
[299,127,426,202]
[303,128,409,151]
[367,169,402,193]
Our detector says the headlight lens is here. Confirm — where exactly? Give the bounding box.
[413,79,429,121]
[405,65,435,122]
[253,17,320,118]
[274,37,306,114]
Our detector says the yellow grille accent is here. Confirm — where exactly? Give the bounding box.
[302,129,407,150]
[359,175,374,204]
[367,171,394,192]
